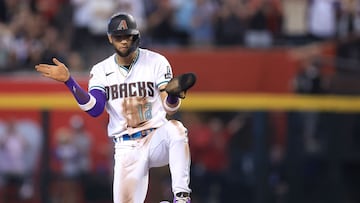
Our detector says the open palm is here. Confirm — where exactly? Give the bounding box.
[35,58,70,82]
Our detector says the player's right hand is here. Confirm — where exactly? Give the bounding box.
[35,58,70,82]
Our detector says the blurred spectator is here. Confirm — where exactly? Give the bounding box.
[307,0,340,42]
[2,2,72,71]
[0,0,21,23]
[188,113,237,203]
[172,0,195,44]
[71,0,116,66]
[69,115,92,177]
[6,3,38,70]
[0,0,84,72]
[0,23,14,71]
[83,139,112,202]
[69,0,92,51]
[268,144,287,202]
[34,0,64,23]
[190,0,218,46]
[38,24,85,71]
[146,0,190,46]
[335,0,360,75]
[67,51,86,73]
[16,119,43,200]
[52,115,92,203]
[0,0,6,22]
[0,119,29,202]
[337,0,360,40]
[244,0,283,48]
[51,0,74,40]
[0,120,6,200]
[213,0,248,46]
[282,0,309,45]
[87,0,115,37]
[292,56,325,94]
[224,112,256,203]
[291,44,328,154]
[26,13,50,66]
[52,127,82,203]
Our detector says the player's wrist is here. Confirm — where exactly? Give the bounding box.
[166,94,179,105]
[64,75,74,85]
[164,95,181,112]
[63,73,71,83]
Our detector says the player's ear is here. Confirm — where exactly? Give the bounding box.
[107,34,113,44]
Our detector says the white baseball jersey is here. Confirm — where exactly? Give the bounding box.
[88,48,173,137]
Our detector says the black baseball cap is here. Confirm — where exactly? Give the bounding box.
[107,13,139,36]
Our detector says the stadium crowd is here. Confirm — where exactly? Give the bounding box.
[0,0,359,72]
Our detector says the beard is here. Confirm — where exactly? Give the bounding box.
[115,47,132,57]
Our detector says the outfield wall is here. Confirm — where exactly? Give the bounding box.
[0,44,336,94]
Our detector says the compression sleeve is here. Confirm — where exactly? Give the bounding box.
[88,89,106,117]
[65,76,106,117]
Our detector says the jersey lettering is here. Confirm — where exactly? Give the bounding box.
[129,83,137,97]
[137,82,146,97]
[105,86,110,100]
[111,84,119,99]
[119,83,127,98]
[106,81,155,100]
[146,82,155,97]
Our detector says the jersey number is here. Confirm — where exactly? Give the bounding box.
[138,102,152,122]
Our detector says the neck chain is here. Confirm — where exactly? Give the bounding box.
[115,50,139,72]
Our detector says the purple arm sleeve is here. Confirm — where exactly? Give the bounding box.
[64,76,106,117]
[88,89,106,117]
[65,77,90,104]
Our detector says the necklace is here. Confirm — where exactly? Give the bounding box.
[115,50,139,72]
[115,50,139,77]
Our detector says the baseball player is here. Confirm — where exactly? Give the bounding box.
[35,13,196,203]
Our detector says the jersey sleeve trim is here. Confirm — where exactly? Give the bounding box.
[156,80,170,88]
[89,85,106,92]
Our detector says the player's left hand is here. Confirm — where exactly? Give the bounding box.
[35,58,70,82]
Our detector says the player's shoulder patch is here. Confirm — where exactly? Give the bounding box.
[165,65,172,79]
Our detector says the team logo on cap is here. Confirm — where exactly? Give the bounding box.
[117,20,128,30]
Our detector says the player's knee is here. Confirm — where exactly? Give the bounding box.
[167,120,188,139]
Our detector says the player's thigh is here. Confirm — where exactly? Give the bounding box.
[148,120,188,168]
[147,126,169,168]
[113,143,149,202]
[113,143,149,181]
